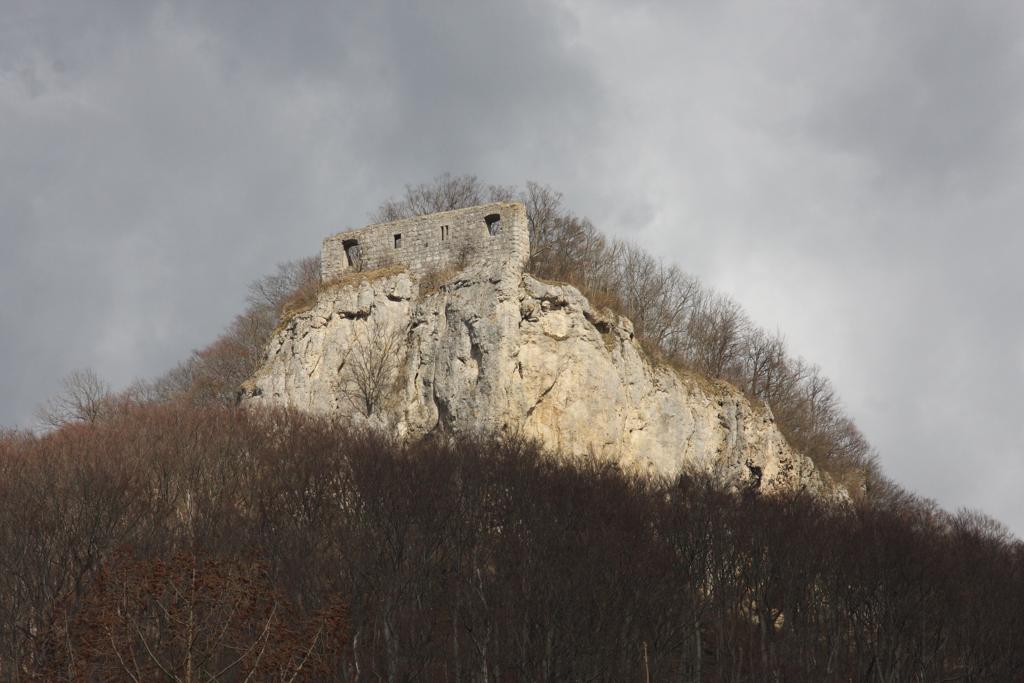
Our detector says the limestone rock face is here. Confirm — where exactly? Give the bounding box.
[241,262,836,496]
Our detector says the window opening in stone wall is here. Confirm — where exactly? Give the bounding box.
[342,239,361,268]
[441,225,449,240]
[394,233,402,248]
[485,213,502,236]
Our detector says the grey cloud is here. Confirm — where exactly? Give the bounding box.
[796,1,1024,192]
[2,1,1022,534]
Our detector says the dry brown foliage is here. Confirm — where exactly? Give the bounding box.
[32,552,346,681]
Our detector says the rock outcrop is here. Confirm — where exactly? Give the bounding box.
[241,258,837,497]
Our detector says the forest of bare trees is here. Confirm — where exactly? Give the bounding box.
[1,404,1021,680]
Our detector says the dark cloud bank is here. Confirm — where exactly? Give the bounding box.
[2,0,1022,533]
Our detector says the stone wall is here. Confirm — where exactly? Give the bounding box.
[321,202,529,281]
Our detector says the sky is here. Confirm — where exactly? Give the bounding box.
[3,1,1023,534]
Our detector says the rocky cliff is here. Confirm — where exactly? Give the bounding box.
[241,258,836,496]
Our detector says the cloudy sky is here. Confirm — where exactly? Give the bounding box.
[3,1,1023,533]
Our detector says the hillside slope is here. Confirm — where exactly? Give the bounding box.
[241,256,838,498]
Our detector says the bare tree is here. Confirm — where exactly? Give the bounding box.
[740,328,789,400]
[371,173,487,222]
[521,181,566,270]
[247,255,322,317]
[339,319,407,417]
[686,293,748,378]
[36,369,113,428]
[150,256,321,405]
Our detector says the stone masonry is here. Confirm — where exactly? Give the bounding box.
[321,202,529,281]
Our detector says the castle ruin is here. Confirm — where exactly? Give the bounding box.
[321,202,529,281]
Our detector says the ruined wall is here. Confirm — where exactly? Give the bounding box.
[321,202,529,281]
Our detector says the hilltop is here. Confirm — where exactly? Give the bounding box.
[241,202,837,497]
